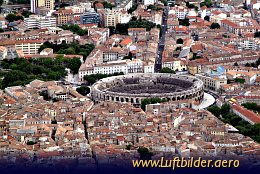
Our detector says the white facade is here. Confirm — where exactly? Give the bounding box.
[15,41,43,55]
[24,15,56,29]
[195,74,227,91]
[169,6,188,20]
[79,59,144,81]
[144,0,156,5]
[65,2,92,14]
[104,9,121,27]
[162,59,187,72]
[253,2,260,9]
[119,13,132,24]
[117,0,133,11]
[31,0,37,13]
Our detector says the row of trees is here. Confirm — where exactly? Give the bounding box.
[5,13,24,22]
[108,18,158,35]
[0,57,81,89]
[160,67,176,74]
[39,41,95,61]
[147,5,163,11]
[200,0,213,7]
[93,1,115,10]
[242,102,260,113]
[60,24,88,36]
[141,97,168,111]
[208,104,260,143]
[83,72,124,85]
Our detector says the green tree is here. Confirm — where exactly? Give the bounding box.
[102,1,115,9]
[138,147,153,159]
[5,13,24,22]
[208,105,221,118]
[176,38,184,44]
[76,86,90,96]
[60,24,88,36]
[2,70,28,88]
[204,16,210,21]
[178,18,190,26]
[27,141,36,145]
[221,103,231,116]
[128,4,138,14]
[242,102,259,112]
[200,0,212,7]
[186,2,195,8]
[129,19,156,31]
[141,97,167,111]
[235,78,245,84]
[0,28,4,33]
[67,58,81,74]
[255,31,260,38]
[160,67,175,73]
[5,13,17,22]
[210,23,220,29]
[160,0,167,6]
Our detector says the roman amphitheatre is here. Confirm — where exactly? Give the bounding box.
[91,73,204,105]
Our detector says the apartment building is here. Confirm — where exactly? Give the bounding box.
[79,59,143,81]
[30,0,54,13]
[0,40,44,55]
[230,38,260,51]
[117,0,133,11]
[169,5,188,20]
[80,12,100,25]
[65,2,92,14]
[44,0,54,10]
[54,9,74,25]
[144,0,156,5]
[104,9,121,27]
[24,15,56,29]
[221,19,260,36]
[195,74,227,91]
[102,47,129,62]
[162,58,187,72]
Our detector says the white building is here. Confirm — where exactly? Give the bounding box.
[117,0,133,11]
[24,15,56,29]
[104,9,121,27]
[195,74,227,91]
[79,59,144,81]
[65,2,92,14]
[15,40,44,55]
[119,12,132,24]
[30,0,54,13]
[144,0,157,5]
[169,5,188,20]
[162,58,187,72]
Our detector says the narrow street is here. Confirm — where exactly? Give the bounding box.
[155,6,169,72]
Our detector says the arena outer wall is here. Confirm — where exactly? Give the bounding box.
[91,73,204,105]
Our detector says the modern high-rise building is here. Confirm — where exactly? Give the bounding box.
[30,0,37,13]
[80,12,100,25]
[104,9,121,27]
[44,0,54,10]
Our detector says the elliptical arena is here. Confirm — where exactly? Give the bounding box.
[91,73,204,105]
